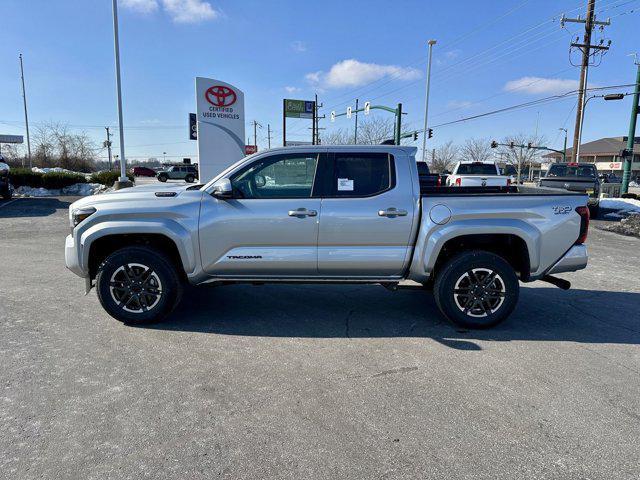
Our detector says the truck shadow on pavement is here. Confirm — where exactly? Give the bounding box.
[0,197,72,218]
[147,285,640,350]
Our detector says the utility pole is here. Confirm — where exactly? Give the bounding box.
[395,103,403,145]
[267,124,272,149]
[421,39,437,162]
[562,1,611,161]
[111,0,132,189]
[104,127,113,171]
[559,128,568,162]
[252,120,262,150]
[621,58,640,194]
[353,98,359,144]
[19,54,32,169]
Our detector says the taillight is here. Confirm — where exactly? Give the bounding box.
[455,178,462,186]
[506,178,511,186]
[575,206,589,244]
[437,176,442,187]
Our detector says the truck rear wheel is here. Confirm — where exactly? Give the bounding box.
[95,246,182,325]
[433,250,519,329]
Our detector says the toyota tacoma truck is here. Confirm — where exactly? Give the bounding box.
[65,146,589,329]
[446,161,510,187]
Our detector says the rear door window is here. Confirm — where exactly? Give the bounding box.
[327,152,395,197]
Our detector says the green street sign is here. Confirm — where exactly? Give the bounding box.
[284,99,315,119]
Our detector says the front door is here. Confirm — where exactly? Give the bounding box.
[317,151,415,277]
[199,152,321,277]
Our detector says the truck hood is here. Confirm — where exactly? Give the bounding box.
[70,182,203,211]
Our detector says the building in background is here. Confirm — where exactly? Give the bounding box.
[543,136,640,177]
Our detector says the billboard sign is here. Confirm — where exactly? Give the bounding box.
[284,99,314,119]
[244,145,257,155]
[195,77,246,182]
[0,134,24,144]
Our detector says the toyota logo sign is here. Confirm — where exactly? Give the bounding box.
[205,86,237,107]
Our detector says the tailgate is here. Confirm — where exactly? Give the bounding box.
[459,175,508,187]
[540,177,596,194]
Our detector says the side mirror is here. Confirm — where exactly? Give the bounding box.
[211,177,233,199]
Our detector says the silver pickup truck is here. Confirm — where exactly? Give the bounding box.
[65,146,589,329]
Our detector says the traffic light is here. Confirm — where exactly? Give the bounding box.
[509,141,515,149]
[428,128,433,139]
[527,142,533,149]
[490,140,498,148]
[412,131,418,141]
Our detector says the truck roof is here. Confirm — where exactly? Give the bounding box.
[260,145,418,155]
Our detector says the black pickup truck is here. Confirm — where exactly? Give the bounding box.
[539,163,600,216]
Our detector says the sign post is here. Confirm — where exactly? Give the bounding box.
[195,77,246,183]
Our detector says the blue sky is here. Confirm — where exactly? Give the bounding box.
[1,0,639,163]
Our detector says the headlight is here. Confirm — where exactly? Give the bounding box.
[71,206,96,228]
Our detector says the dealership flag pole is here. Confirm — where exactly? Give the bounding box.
[111,0,132,189]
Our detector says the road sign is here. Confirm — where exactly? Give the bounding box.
[364,102,371,115]
[284,99,315,119]
[189,113,197,140]
[245,145,257,155]
[0,134,24,144]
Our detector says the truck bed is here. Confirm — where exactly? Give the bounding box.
[420,185,586,196]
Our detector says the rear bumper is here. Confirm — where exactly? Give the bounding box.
[547,244,588,275]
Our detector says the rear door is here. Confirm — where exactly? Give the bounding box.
[317,151,415,277]
[199,152,322,276]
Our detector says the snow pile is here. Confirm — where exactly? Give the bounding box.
[603,213,640,238]
[600,197,640,215]
[630,180,640,188]
[15,183,107,197]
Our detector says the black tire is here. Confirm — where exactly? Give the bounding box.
[95,246,182,325]
[158,174,168,182]
[433,250,519,329]
[185,174,195,183]
[588,205,599,219]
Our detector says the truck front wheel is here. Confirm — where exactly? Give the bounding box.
[95,246,182,325]
[433,250,519,329]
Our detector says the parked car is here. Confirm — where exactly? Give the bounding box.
[598,173,621,184]
[539,162,600,216]
[0,156,11,200]
[132,166,157,177]
[447,161,510,187]
[157,165,198,183]
[65,146,589,329]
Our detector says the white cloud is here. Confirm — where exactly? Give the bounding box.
[446,100,473,109]
[444,50,461,60]
[291,41,307,53]
[285,86,301,94]
[504,76,579,95]
[161,0,219,23]
[307,59,421,89]
[121,0,159,13]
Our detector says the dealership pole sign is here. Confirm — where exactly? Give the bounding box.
[282,99,316,146]
[195,77,245,182]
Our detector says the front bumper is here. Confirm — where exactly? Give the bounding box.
[65,234,87,277]
[547,244,588,275]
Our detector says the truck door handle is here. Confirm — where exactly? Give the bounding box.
[378,208,408,217]
[288,208,317,218]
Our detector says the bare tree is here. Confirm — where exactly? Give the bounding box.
[31,122,98,172]
[430,141,459,173]
[323,116,408,146]
[497,133,547,181]
[460,138,493,162]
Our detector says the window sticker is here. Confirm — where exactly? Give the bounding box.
[337,178,354,191]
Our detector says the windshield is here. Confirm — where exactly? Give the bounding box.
[456,163,498,175]
[547,164,596,178]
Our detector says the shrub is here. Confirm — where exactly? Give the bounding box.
[89,171,135,187]
[8,168,43,188]
[41,172,86,190]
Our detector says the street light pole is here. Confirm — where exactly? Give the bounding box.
[111,0,132,189]
[19,54,32,169]
[622,59,640,194]
[421,39,436,162]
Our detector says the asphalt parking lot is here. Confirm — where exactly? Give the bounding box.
[1,196,639,479]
